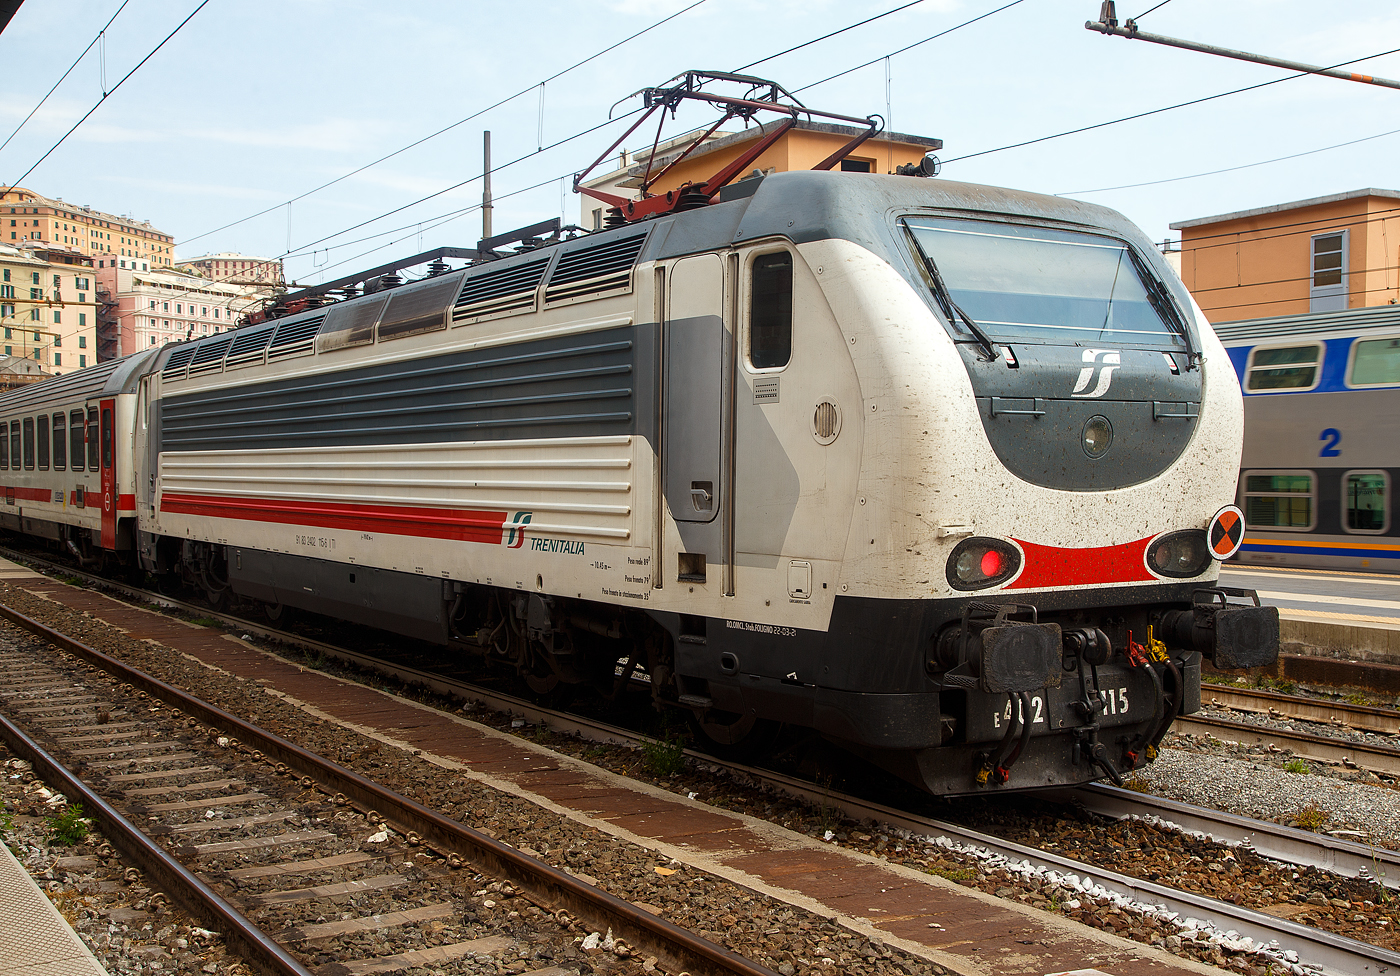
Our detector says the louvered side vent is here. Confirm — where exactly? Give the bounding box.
[544,231,647,306]
[266,313,327,362]
[453,255,550,323]
[378,272,463,341]
[186,335,235,377]
[223,325,276,370]
[161,345,197,383]
[317,296,388,353]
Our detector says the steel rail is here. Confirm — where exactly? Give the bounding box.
[0,712,314,976]
[1066,783,1400,889]
[1174,714,1400,777]
[0,600,780,976]
[1201,685,1399,736]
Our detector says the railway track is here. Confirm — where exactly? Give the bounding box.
[0,604,779,976]
[2,552,1399,975]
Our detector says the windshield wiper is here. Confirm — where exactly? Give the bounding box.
[917,249,1000,362]
[1126,249,1197,369]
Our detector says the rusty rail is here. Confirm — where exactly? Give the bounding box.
[0,601,780,976]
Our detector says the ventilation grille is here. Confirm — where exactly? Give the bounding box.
[161,344,197,383]
[454,255,550,323]
[267,313,326,362]
[812,399,841,444]
[187,335,235,376]
[317,296,388,353]
[379,273,462,341]
[544,231,647,305]
[223,325,276,370]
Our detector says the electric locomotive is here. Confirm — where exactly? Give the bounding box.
[0,73,1277,795]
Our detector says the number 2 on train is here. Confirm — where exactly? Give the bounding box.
[1319,428,1342,457]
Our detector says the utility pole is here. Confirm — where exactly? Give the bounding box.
[482,130,493,244]
[1087,1,1400,92]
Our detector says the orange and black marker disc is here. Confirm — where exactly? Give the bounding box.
[1207,505,1245,560]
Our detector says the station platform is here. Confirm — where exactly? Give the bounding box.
[0,837,107,976]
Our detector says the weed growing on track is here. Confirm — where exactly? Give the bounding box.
[1282,758,1311,774]
[1122,774,1152,793]
[189,617,221,628]
[46,804,90,845]
[640,729,686,777]
[1293,803,1330,832]
[0,799,13,832]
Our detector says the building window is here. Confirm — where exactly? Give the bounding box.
[78,336,86,348]
[79,354,86,368]
[1242,471,1314,530]
[163,302,169,311]
[749,251,794,370]
[53,310,60,324]
[2,269,7,281]
[1245,343,1322,392]
[53,353,60,366]
[1310,231,1348,313]
[151,336,156,345]
[30,272,38,284]
[839,159,873,172]
[28,309,38,321]
[78,313,85,327]
[53,335,60,347]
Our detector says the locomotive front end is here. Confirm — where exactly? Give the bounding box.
[792,175,1280,794]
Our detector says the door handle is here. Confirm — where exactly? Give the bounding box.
[689,484,713,511]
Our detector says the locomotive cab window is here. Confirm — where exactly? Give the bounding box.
[69,410,84,471]
[1245,344,1321,391]
[51,413,65,470]
[749,251,793,370]
[1242,471,1314,530]
[902,217,1191,350]
[1343,470,1388,534]
[22,417,34,470]
[1348,336,1400,387]
[37,415,48,470]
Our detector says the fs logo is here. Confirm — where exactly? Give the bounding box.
[503,511,532,549]
[1072,349,1121,399]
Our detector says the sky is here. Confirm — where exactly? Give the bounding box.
[1,0,1397,289]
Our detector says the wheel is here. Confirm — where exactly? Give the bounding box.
[522,648,575,708]
[203,586,229,612]
[263,601,292,624]
[687,709,779,763]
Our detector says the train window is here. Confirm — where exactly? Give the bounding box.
[37,415,48,470]
[1245,344,1321,392]
[1242,471,1314,530]
[86,408,98,471]
[749,251,793,369]
[69,410,84,471]
[101,407,113,470]
[1343,471,1388,534]
[0,421,7,469]
[22,417,33,470]
[52,413,65,470]
[9,423,18,471]
[902,217,1189,350]
[1348,337,1400,387]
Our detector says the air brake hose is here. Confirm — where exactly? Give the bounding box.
[991,692,1032,784]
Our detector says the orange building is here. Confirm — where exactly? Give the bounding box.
[580,121,942,231]
[1172,188,1400,324]
[0,185,175,271]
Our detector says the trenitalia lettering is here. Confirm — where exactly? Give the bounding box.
[530,537,586,554]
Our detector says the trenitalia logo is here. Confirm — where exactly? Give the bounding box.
[1072,349,1121,399]
[504,511,532,548]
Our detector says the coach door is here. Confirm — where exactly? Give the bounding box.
[663,253,734,592]
[99,398,116,549]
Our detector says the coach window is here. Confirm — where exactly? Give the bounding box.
[0,421,7,470]
[9,422,19,471]
[69,411,84,471]
[1242,471,1314,530]
[52,413,65,470]
[1343,470,1388,534]
[1348,336,1400,386]
[1245,344,1322,391]
[37,415,48,470]
[86,408,98,471]
[749,251,793,370]
[22,417,34,470]
[101,407,113,472]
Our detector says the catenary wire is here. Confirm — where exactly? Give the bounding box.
[1130,0,1174,22]
[0,0,131,157]
[939,44,1400,166]
[792,0,1027,94]
[4,1,211,190]
[1162,203,1400,249]
[175,0,709,249]
[1060,126,1400,196]
[734,0,927,73]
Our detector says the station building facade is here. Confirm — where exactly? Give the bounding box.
[0,185,175,271]
[0,242,98,376]
[96,266,261,360]
[175,252,284,287]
